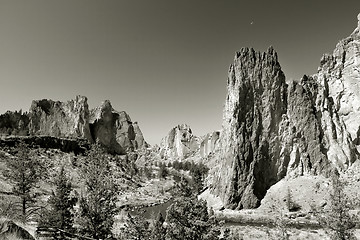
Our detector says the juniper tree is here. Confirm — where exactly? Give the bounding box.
[319,172,357,240]
[76,145,119,240]
[3,142,41,222]
[165,197,221,240]
[38,166,77,235]
[121,213,151,240]
[149,213,166,240]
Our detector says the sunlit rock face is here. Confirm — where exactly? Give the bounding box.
[27,96,147,154]
[29,95,92,140]
[214,47,290,209]
[313,18,360,164]
[199,131,220,158]
[159,124,200,160]
[214,15,360,209]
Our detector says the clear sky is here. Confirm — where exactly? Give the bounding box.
[0,0,359,145]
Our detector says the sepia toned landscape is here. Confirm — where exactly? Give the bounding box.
[1,1,360,240]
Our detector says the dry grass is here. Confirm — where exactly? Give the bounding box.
[225,224,331,240]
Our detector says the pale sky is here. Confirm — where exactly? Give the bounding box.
[0,0,359,145]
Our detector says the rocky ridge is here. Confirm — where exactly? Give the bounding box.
[0,96,147,154]
[213,14,360,209]
[29,95,92,140]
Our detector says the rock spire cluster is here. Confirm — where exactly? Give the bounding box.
[213,14,360,209]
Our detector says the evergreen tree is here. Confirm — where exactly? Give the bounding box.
[76,145,119,240]
[3,142,41,222]
[318,172,357,240]
[38,166,77,235]
[189,162,209,195]
[120,213,151,240]
[158,163,168,179]
[165,197,221,240]
[149,213,166,240]
[174,176,193,198]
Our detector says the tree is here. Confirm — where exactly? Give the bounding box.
[165,197,221,240]
[173,176,194,198]
[285,188,300,212]
[188,162,209,195]
[38,166,77,236]
[120,213,151,240]
[76,145,119,240]
[158,163,168,179]
[149,213,166,240]
[3,142,41,222]
[318,172,357,240]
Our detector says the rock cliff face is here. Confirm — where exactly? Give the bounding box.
[313,15,360,167]
[29,95,92,140]
[214,47,290,209]
[89,100,148,154]
[214,14,360,209]
[89,100,124,154]
[1,96,147,154]
[160,124,200,160]
[199,131,220,158]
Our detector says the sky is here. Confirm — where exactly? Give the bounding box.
[0,0,359,145]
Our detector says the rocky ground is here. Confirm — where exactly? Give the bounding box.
[200,163,360,239]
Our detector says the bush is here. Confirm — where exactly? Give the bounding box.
[76,145,119,239]
[285,188,301,212]
[165,197,221,240]
[317,172,357,240]
[157,163,168,179]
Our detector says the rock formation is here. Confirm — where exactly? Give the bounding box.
[214,14,360,209]
[0,96,147,154]
[29,95,92,140]
[0,136,90,155]
[160,124,200,160]
[214,47,290,209]
[90,100,148,154]
[89,100,124,154]
[199,131,220,158]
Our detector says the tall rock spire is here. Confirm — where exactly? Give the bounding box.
[213,14,360,210]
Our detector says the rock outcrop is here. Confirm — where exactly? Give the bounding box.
[89,100,148,154]
[89,100,124,154]
[160,124,200,160]
[199,131,220,158]
[214,14,360,209]
[0,96,147,154]
[214,47,290,209]
[313,16,360,166]
[29,95,92,140]
[0,136,90,155]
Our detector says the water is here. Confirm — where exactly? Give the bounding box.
[131,200,173,219]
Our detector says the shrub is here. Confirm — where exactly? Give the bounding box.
[317,172,357,240]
